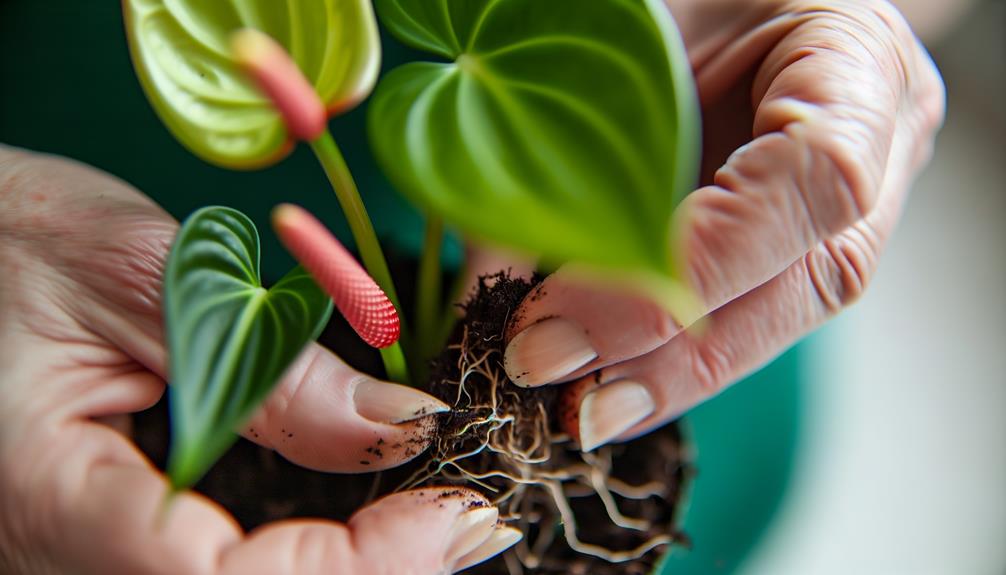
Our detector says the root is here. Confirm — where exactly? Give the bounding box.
[406,315,676,568]
[544,480,671,563]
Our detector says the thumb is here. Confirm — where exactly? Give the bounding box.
[239,342,450,473]
[30,425,519,575]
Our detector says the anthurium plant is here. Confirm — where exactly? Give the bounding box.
[124,0,699,565]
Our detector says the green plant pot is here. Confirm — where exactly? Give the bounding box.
[655,345,801,574]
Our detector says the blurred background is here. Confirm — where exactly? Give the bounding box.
[742,1,1006,573]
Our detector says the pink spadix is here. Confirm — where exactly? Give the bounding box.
[231,28,326,141]
[273,204,400,349]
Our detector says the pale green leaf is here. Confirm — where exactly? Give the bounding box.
[124,0,380,168]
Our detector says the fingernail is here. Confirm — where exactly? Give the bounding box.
[445,507,499,567]
[504,318,597,387]
[353,379,450,424]
[579,380,654,452]
[452,526,522,572]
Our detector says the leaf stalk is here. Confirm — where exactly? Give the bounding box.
[310,129,411,385]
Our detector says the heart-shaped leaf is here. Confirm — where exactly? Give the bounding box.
[124,0,380,168]
[369,0,699,287]
[164,206,333,489]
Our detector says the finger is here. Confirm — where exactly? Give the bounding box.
[561,236,876,451]
[27,423,517,575]
[89,237,449,473]
[239,342,449,473]
[559,258,828,451]
[0,157,453,473]
[503,274,673,387]
[31,275,450,476]
[560,114,921,450]
[88,262,451,474]
[38,260,450,474]
[223,487,520,575]
[685,0,942,312]
[16,422,243,575]
[504,1,944,387]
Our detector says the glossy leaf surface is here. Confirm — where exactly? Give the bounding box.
[369,0,699,283]
[124,0,380,168]
[164,207,333,489]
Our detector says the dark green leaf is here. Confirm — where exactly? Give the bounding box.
[369,0,699,287]
[123,0,380,168]
[164,206,333,489]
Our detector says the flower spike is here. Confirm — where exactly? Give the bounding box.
[273,204,400,348]
[231,28,326,141]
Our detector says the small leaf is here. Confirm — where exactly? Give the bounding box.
[369,0,699,289]
[124,0,380,168]
[164,206,333,489]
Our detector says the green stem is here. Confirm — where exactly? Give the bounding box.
[436,255,469,348]
[379,341,409,387]
[309,130,410,385]
[416,216,444,367]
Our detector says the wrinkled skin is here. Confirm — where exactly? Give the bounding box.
[0,0,946,572]
[503,0,945,444]
[0,147,516,574]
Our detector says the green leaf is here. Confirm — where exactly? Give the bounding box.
[123,0,380,168]
[164,206,333,489]
[369,0,699,283]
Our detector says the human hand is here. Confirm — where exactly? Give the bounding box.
[502,0,945,450]
[0,146,519,574]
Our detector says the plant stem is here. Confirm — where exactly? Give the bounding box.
[436,256,468,349]
[416,216,444,367]
[309,129,410,385]
[379,341,409,386]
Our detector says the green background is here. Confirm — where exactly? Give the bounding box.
[0,2,801,573]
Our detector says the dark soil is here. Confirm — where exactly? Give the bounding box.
[134,270,691,574]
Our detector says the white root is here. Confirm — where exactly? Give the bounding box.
[399,322,675,567]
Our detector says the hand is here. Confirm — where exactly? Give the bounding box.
[0,146,519,574]
[502,0,945,450]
